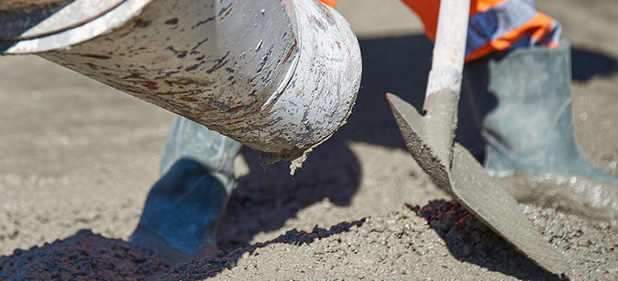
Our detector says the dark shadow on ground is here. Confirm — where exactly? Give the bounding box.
[571,48,618,81]
[217,139,362,251]
[412,200,566,281]
[0,230,171,281]
[0,221,365,281]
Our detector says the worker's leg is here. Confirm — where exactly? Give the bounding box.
[463,40,618,184]
[131,115,241,262]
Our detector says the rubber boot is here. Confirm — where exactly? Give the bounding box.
[131,115,242,262]
[463,40,618,185]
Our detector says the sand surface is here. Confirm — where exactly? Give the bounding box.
[1,0,617,280]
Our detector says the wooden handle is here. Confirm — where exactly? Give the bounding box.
[422,0,471,167]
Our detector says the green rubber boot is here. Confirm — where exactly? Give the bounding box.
[463,40,618,185]
[131,116,241,262]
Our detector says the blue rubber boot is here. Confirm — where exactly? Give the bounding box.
[463,40,618,185]
[131,116,241,262]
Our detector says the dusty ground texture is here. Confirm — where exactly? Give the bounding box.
[1,0,617,280]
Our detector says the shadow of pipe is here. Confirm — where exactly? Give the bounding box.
[217,137,361,251]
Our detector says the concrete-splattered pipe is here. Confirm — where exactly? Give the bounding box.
[0,0,362,163]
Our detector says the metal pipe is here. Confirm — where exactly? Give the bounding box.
[0,0,362,162]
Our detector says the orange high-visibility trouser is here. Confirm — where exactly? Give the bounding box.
[318,0,561,62]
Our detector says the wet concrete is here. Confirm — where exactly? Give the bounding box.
[1,0,617,280]
[0,230,170,280]
[1,199,615,280]
[499,172,618,226]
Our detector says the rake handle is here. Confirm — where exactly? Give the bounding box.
[422,0,471,168]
